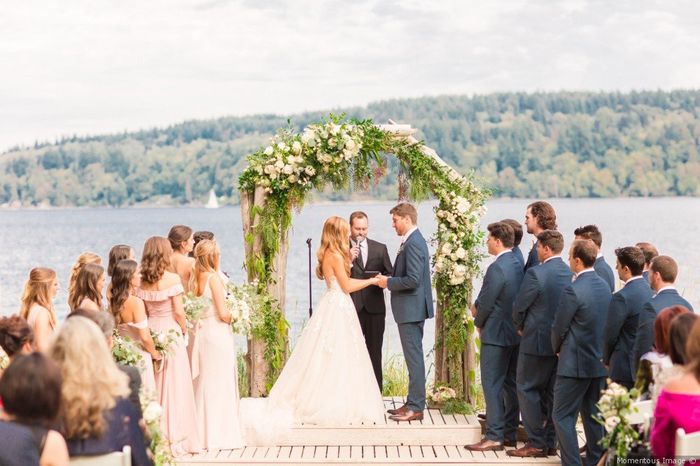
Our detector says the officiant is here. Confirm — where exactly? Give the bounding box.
[349,211,394,390]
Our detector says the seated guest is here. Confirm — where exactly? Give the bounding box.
[603,247,652,389]
[650,317,700,462]
[651,312,698,401]
[0,353,69,466]
[635,242,658,282]
[49,316,152,466]
[0,315,34,373]
[501,219,525,267]
[632,255,694,374]
[635,306,690,399]
[67,263,105,312]
[19,267,59,352]
[574,225,615,291]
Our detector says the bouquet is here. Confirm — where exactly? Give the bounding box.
[427,384,457,406]
[182,292,210,330]
[224,282,252,336]
[111,332,144,368]
[139,391,174,466]
[0,347,9,371]
[150,329,179,372]
[595,381,644,460]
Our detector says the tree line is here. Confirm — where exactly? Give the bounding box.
[2,89,700,207]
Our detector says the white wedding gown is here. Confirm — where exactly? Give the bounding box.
[240,277,385,445]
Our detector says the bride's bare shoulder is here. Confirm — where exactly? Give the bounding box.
[322,251,344,266]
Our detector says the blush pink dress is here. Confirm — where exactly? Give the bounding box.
[192,275,244,450]
[136,283,202,456]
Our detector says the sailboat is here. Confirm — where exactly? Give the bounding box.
[205,189,219,209]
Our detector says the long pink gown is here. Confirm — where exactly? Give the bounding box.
[192,276,244,450]
[116,320,157,396]
[136,284,202,456]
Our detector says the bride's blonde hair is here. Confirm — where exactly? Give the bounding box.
[316,216,351,279]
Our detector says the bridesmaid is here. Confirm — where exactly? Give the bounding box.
[19,267,59,352]
[136,236,201,456]
[168,225,195,290]
[68,263,105,311]
[110,259,161,395]
[189,231,214,258]
[107,244,135,301]
[190,240,243,449]
[67,252,102,306]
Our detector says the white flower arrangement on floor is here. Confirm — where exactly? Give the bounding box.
[427,384,458,405]
[139,390,173,466]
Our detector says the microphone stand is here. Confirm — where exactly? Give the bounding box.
[306,238,313,317]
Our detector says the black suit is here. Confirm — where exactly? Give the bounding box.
[551,271,611,466]
[349,238,393,389]
[603,277,653,388]
[631,288,694,374]
[594,256,615,291]
[512,256,572,451]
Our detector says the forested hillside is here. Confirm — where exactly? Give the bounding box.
[2,90,700,207]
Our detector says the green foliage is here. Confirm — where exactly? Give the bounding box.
[382,355,409,397]
[3,90,700,207]
[237,351,249,398]
[441,398,475,415]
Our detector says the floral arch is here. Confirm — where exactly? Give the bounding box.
[238,115,488,405]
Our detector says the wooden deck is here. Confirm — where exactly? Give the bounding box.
[177,397,582,465]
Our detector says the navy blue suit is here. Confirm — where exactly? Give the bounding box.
[524,242,539,271]
[603,277,653,388]
[631,288,694,374]
[474,251,524,442]
[551,271,611,466]
[594,256,615,292]
[512,257,573,450]
[512,246,525,268]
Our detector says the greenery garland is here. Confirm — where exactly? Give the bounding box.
[238,114,487,399]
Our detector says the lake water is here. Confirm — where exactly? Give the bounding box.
[1,198,699,357]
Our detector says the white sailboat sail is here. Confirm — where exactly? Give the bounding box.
[205,189,219,209]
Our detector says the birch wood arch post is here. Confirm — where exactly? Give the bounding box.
[238,115,488,404]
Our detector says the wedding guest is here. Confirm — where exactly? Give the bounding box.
[67,253,102,306]
[632,255,694,374]
[0,315,34,368]
[0,353,69,466]
[190,231,214,258]
[19,267,59,352]
[574,225,615,291]
[603,246,652,389]
[551,239,611,466]
[635,242,658,282]
[501,219,525,267]
[49,317,152,466]
[168,225,195,289]
[523,201,557,271]
[190,239,243,450]
[136,236,201,456]
[67,308,143,412]
[67,263,105,311]
[110,259,160,395]
[509,230,572,458]
[466,222,523,452]
[650,317,700,462]
[652,313,699,400]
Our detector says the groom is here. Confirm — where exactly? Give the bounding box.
[377,202,434,422]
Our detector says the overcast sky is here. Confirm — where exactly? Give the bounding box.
[1,0,698,150]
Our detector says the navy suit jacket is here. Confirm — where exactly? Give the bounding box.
[603,277,653,384]
[475,251,524,347]
[552,271,612,378]
[631,288,694,373]
[513,257,573,356]
[594,256,615,292]
[388,229,434,324]
[512,246,525,268]
[524,242,539,271]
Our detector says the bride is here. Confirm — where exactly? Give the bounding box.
[241,216,386,445]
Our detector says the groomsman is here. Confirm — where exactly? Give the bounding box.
[635,242,659,283]
[552,239,611,466]
[502,219,525,267]
[574,225,615,291]
[524,201,557,271]
[348,211,393,390]
[631,255,694,374]
[466,222,523,452]
[508,230,572,458]
[603,247,652,389]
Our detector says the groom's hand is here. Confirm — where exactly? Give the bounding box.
[470,303,477,318]
[376,274,389,289]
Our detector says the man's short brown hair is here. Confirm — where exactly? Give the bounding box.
[349,211,368,227]
[537,230,564,254]
[390,203,417,224]
[636,242,659,266]
[501,219,523,247]
[487,222,515,248]
[527,201,557,230]
[574,224,603,248]
[571,239,598,267]
[614,247,645,276]
[650,255,678,283]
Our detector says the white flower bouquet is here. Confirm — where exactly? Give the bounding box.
[182,292,210,330]
[111,332,144,368]
[594,381,644,460]
[225,282,252,336]
[427,384,457,406]
[150,329,179,372]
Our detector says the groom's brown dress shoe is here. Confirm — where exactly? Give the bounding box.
[387,404,408,416]
[389,410,423,422]
[464,438,504,451]
[506,444,547,458]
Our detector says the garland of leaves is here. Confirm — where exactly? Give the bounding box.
[238,114,487,398]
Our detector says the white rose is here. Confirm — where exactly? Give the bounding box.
[264,165,274,174]
[292,141,302,154]
[275,159,284,169]
[277,142,288,151]
[449,275,465,285]
[282,165,294,175]
[143,402,163,423]
[441,243,452,254]
[605,416,620,432]
[345,139,356,150]
[328,138,337,148]
[455,247,466,260]
[288,175,297,183]
[330,124,340,135]
[263,146,274,156]
[452,264,467,278]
